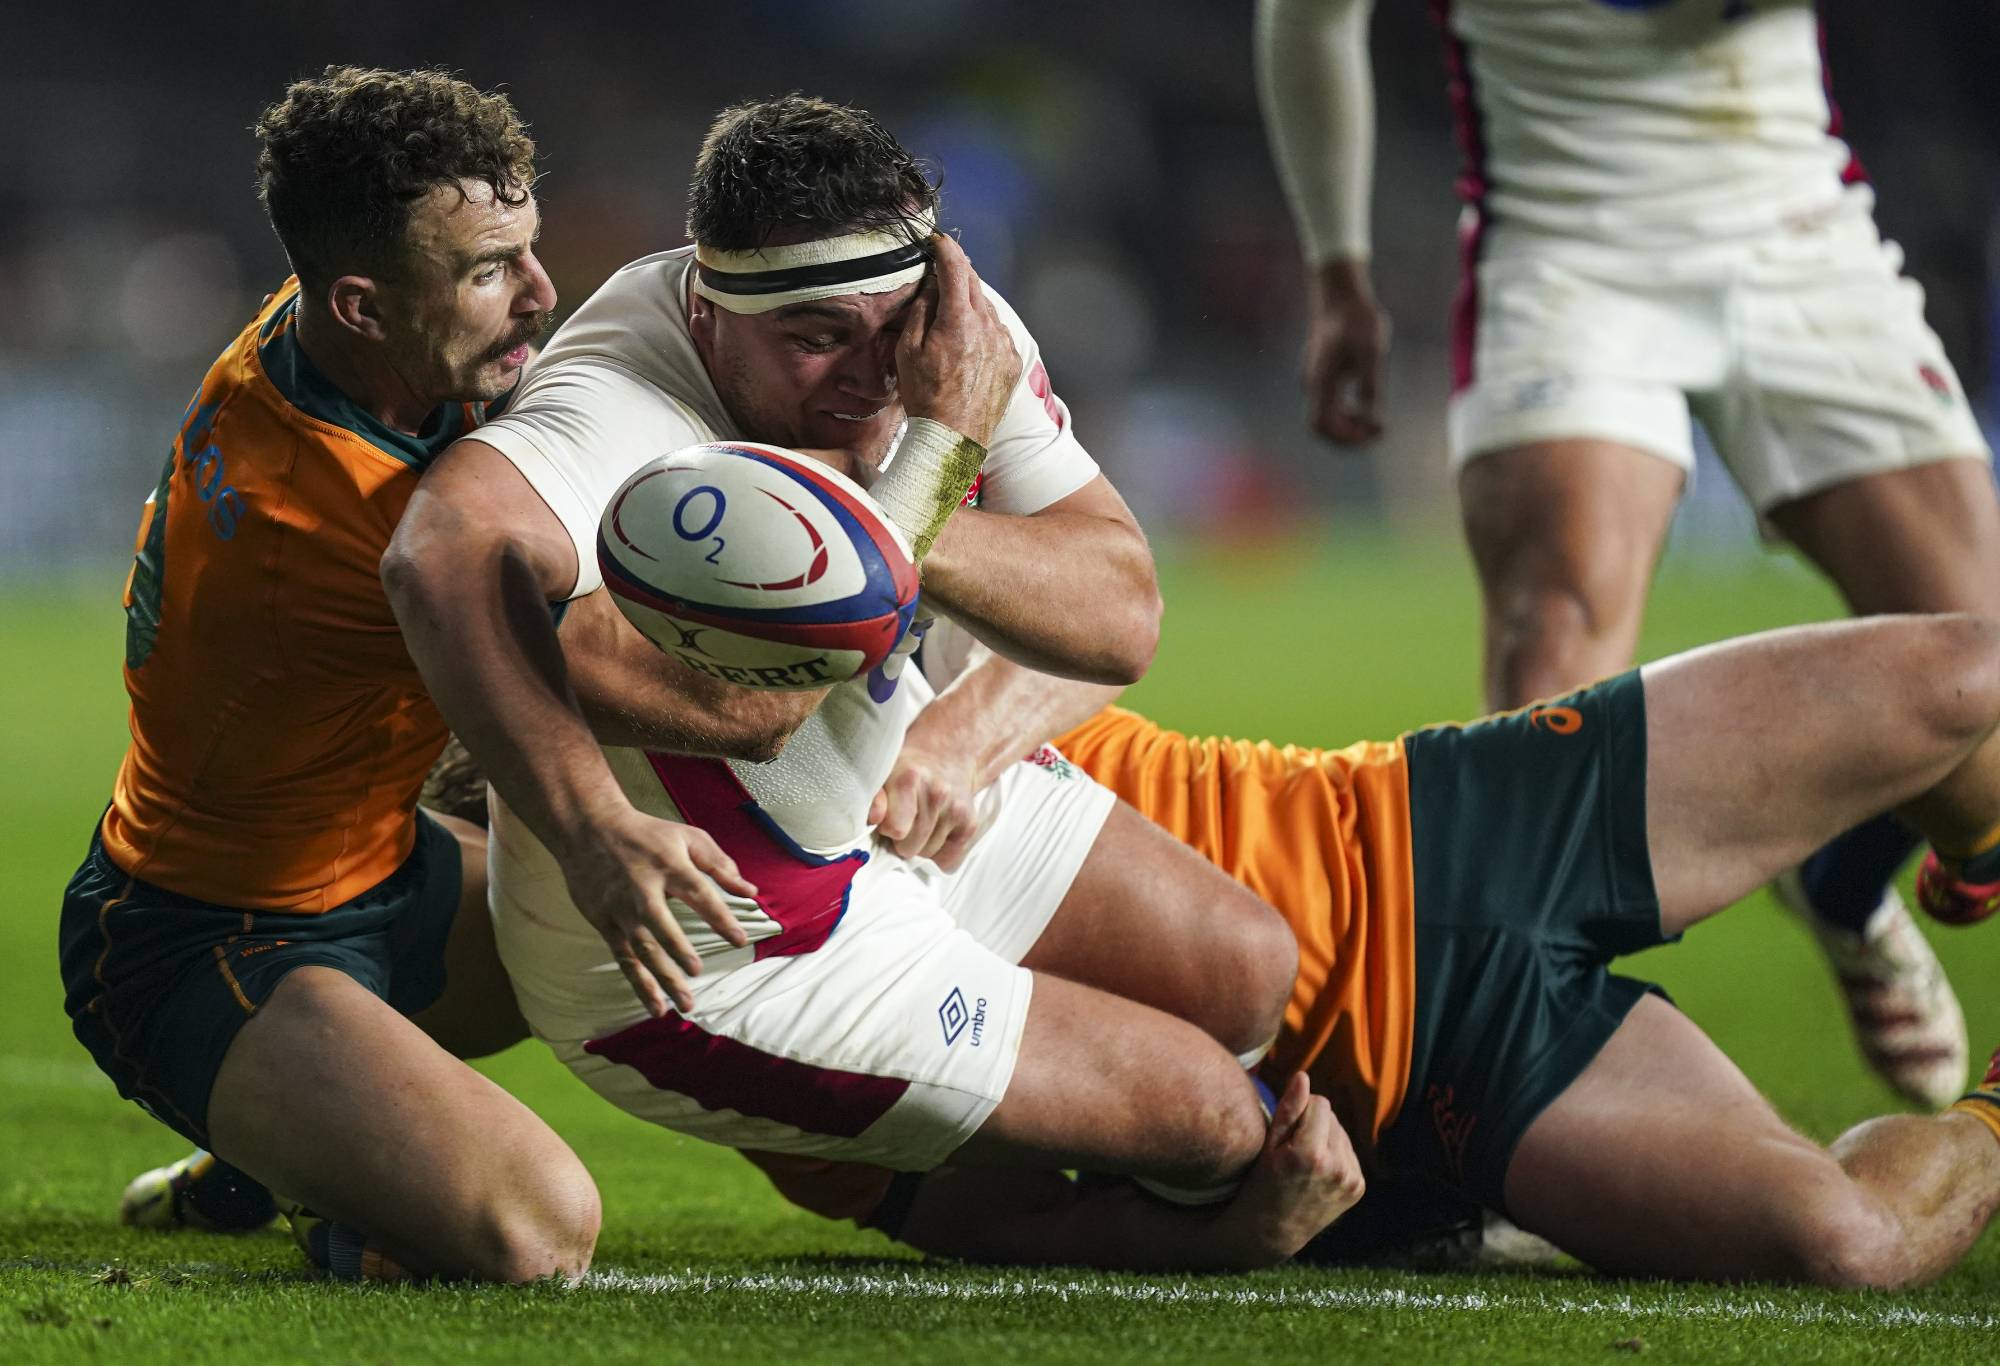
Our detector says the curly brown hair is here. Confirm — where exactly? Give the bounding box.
[254,66,537,292]
[687,94,939,251]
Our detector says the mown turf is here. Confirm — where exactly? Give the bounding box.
[5,533,1998,1364]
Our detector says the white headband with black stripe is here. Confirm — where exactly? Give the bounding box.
[693,211,936,315]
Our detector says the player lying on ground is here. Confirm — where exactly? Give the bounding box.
[739,615,2000,1284]
[1256,0,2000,1107]
[383,94,1350,1259]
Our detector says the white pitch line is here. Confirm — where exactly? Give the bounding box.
[583,1267,2000,1333]
[2,1254,1988,1332]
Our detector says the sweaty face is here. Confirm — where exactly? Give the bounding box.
[379,179,556,405]
[693,280,920,456]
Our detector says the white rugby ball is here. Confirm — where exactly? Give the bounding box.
[597,442,920,690]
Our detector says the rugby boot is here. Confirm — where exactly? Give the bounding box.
[1775,870,1967,1108]
[280,1198,409,1281]
[1915,849,2000,927]
[119,1149,278,1232]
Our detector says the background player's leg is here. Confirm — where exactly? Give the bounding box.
[1018,803,1297,1059]
[1764,464,2000,926]
[1764,456,2000,624]
[1749,462,2000,1102]
[1457,439,1685,711]
[1642,615,2000,935]
[205,967,599,1282]
[1503,995,2000,1284]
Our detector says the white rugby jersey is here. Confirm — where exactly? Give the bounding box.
[478,247,1099,959]
[1442,0,1860,245]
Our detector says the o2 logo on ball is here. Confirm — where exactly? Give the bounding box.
[599,443,920,691]
[671,485,729,567]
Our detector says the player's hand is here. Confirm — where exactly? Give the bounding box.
[1213,1072,1366,1266]
[897,233,1022,447]
[868,724,985,870]
[556,803,757,1017]
[1302,258,1390,445]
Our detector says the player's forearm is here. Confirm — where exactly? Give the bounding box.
[1256,0,1376,266]
[892,1171,1290,1272]
[920,508,1161,685]
[917,639,1122,791]
[384,511,633,852]
[560,591,823,759]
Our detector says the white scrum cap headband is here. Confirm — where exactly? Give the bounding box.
[693,210,936,315]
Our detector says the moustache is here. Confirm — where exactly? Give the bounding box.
[487,313,552,361]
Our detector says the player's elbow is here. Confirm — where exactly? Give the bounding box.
[1060,519,1160,685]
[380,504,457,615]
[1099,576,1162,686]
[717,719,795,765]
[709,687,823,764]
[378,545,437,639]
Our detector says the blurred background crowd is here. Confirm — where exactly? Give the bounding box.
[4,0,1995,575]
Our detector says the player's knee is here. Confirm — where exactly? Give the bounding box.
[472,1153,601,1284]
[1782,1186,1909,1290]
[1158,1056,1270,1187]
[1225,896,1298,1052]
[1907,614,2000,747]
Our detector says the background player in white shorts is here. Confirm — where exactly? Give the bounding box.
[1257,0,1999,1107]
[386,96,1351,1257]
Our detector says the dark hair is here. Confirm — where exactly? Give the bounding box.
[254,66,536,292]
[687,94,939,250]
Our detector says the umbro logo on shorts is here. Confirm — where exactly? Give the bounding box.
[939,988,988,1047]
[940,988,969,1045]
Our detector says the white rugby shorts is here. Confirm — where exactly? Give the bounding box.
[1448,194,1990,511]
[494,750,1116,1172]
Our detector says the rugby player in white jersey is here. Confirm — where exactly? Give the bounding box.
[383,96,1358,1265]
[1257,0,2000,1107]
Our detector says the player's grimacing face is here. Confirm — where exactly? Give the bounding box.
[386,179,556,404]
[695,281,920,456]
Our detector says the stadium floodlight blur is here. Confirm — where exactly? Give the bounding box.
[2,0,1993,577]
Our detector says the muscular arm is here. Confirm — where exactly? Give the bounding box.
[382,438,616,847]
[922,631,1120,791]
[918,475,1160,685]
[382,437,769,1014]
[867,618,1121,867]
[560,589,823,757]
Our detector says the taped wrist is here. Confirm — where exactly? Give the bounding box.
[872,417,986,563]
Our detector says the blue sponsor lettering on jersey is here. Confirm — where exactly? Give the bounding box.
[177,396,244,541]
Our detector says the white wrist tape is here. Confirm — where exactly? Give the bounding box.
[872,417,986,562]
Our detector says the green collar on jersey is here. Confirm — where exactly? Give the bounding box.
[256,294,484,468]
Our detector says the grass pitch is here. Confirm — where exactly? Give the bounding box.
[5,531,1999,1363]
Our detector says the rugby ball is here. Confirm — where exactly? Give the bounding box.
[597,442,920,690]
